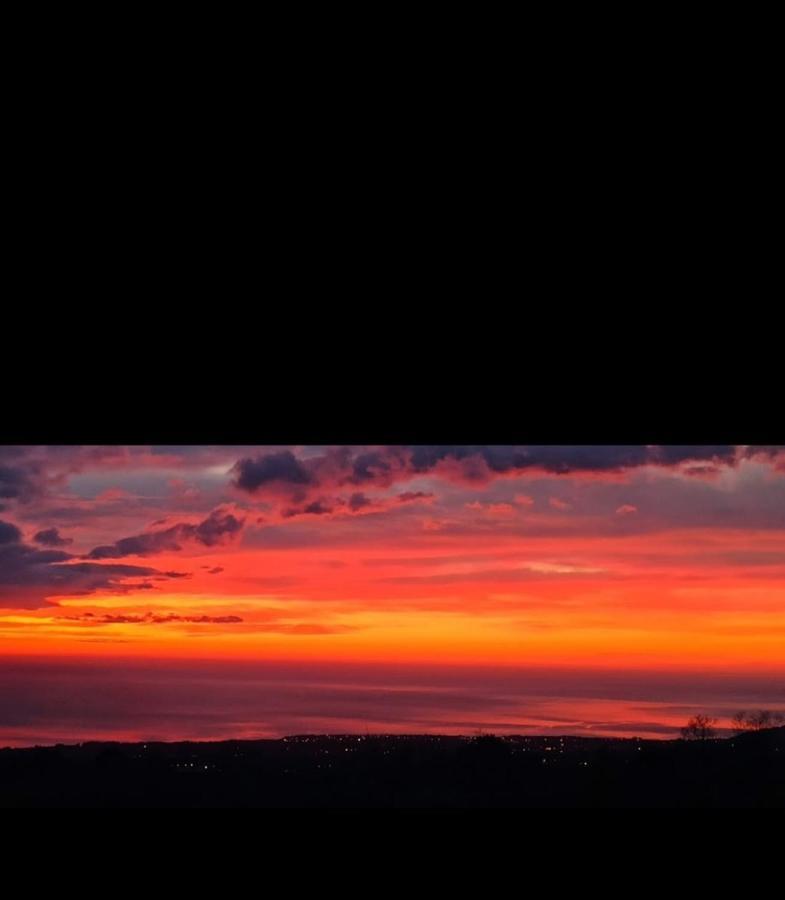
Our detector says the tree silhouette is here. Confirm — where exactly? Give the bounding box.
[681,714,717,741]
[731,710,785,734]
[731,711,749,734]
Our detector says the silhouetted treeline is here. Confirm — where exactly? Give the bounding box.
[1,728,783,808]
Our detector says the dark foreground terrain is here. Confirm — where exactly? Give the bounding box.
[1,728,783,807]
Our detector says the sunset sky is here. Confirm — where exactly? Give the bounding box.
[1,445,784,746]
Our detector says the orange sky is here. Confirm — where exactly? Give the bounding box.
[1,445,784,743]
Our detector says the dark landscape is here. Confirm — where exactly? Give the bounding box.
[2,727,783,808]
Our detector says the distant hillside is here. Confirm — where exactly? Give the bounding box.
[730,725,785,745]
[1,729,783,808]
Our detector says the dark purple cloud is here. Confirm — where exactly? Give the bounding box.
[192,508,244,546]
[407,445,741,476]
[0,519,188,609]
[86,528,185,559]
[279,487,435,521]
[0,463,43,502]
[33,527,73,547]
[398,491,434,503]
[63,612,243,625]
[0,520,22,544]
[302,500,333,515]
[232,446,768,501]
[348,492,372,511]
[85,507,244,560]
[348,449,408,485]
[233,451,313,493]
[0,448,144,505]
